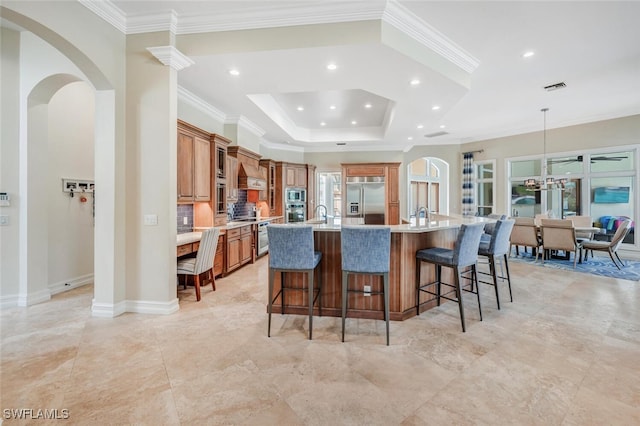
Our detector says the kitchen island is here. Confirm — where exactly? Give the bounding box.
[270,215,493,321]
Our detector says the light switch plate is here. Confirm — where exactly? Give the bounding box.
[143,214,158,226]
[0,215,9,226]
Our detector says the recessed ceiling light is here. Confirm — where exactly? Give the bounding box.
[417,124,424,129]
[364,103,372,109]
[410,79,421,86]
[320,122,326,126]
[408,136,413,141]
[432,105,441,110]
[296,106,304,111]
[522,51,535,58]
[351,120,357,125]
[329,105,336,110]
[229,69,240,76]
[327,63,337,71]
[440,125,446,129]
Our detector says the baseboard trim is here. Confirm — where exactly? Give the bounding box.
[17,288,51,306]
[0,294,19,309]
[49,274,94,295]
[91,300,126,317]
[125,298,179,315]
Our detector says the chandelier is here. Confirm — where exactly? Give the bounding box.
[524,108,567,190]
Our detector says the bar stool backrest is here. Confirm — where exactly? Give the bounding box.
[453,223,485,268]
[488,219,515,256]
[341,226,391,274]
[268,225,315,270]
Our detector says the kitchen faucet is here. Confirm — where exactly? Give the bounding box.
[416,206,430,223]
[315,204,328,223]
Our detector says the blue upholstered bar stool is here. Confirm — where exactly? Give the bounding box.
[341,226,391,345]
[415,223,485,332]
[477,219,515,310]
[267,224,322,340]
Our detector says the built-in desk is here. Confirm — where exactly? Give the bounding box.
[269,215,493,321]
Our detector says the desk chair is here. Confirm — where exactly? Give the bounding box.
[177,227,220,301]
[267,225,322,340]
[416,223,485,332]
[341,226,391,345]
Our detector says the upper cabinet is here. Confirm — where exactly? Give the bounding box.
[227,155,238,202]
[259,159,277,216]
[212,134,232,226]
[285,165,307,188]
[177,120,211,203]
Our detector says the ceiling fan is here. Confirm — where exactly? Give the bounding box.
[549,155,627,164]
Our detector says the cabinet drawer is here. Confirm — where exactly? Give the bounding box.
[227,228,241,239]
[177,243,193,257]
[240,225,252,235]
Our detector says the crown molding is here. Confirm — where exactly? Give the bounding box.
[225,115,266,138]
[127,10,178,34]
[177,86,226,123]
[78,0,127,33]
[146,46,194,71]
[382,1,479,73]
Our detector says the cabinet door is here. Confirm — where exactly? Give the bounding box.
[177,133,194,201]
[194,136,211,201]
[286,167,296,187]
[227,156,238,201]
[226,237,241,271]
[214,235,225,276]
[240,234,252,264]
[296,167,307,187]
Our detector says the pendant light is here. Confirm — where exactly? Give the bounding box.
[524,108,567,190]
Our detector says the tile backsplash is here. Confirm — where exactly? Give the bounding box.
[231,190,256,219]
[177,204,193,234]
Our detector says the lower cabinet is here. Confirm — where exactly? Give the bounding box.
[225,225,254,274]
[213,234,225,277]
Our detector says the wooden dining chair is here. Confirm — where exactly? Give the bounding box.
[509,217,542,260]
[540,219,582,268]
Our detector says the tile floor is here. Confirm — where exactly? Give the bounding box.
[1,256,639,425]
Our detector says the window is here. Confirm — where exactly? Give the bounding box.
[407,157,448,216]
[475,161,495,216]
[316,172,342,218]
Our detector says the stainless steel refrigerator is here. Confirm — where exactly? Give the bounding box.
[345,176,386,224]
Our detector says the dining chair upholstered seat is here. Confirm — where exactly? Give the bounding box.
[341,226,391,345]
[540,219,582,268]
[509,217,542,260]
[477,219,515,310]
[415,223,485,332]
[583,218,632,270]
[177,227,220,302]
[267,224,322,340]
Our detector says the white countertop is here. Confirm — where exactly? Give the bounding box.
[304,214,493,233]
[177,232,202,245]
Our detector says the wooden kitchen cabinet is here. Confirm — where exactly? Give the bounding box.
[286,165,307,188]
[227,155,238,201]
[306,164,316,220]
[213,233,225,277]
[225,225,254,274]
[259,159,277,216]
[212,134,231,226]
[177,120,210,202]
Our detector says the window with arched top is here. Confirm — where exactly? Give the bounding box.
[407,157,449,217]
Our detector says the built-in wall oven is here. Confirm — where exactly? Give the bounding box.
[257,222,269,256]
[286,202,306,223]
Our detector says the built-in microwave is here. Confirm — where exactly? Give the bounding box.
[286,188,306,203]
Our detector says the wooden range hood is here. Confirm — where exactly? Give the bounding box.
[238,162,266,191]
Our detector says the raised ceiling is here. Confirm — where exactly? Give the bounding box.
[84,0,640,152]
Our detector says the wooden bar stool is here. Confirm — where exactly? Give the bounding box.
[415,223,485,332]
[267,224,322,340]
[341,226,391,345]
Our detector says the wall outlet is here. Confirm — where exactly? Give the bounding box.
[0,215,8,226]
[364,285,371,296]
[183,216,188,225]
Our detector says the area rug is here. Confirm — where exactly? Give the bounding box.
[508,249,640,281]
